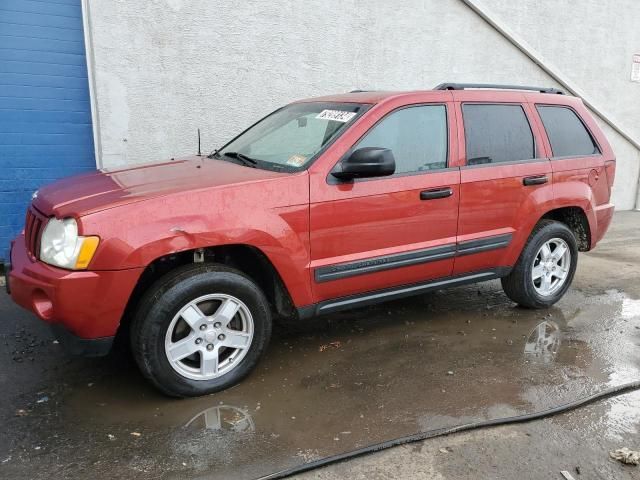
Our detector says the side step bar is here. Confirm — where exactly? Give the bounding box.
[297,267,511,319]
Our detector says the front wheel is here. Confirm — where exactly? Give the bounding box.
[131,264,272,397]
[501,220,578,308]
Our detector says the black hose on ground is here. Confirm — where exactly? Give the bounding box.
[257,380,640,480]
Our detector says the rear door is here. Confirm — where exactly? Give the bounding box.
[452,93,554,275]
[309,102,460,302]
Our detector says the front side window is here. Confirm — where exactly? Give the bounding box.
[462,104,535,165]
[217,102,366,171]
[355,105,448,174]
[536,105,600,157]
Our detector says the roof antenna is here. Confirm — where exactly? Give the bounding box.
[197,128,202,156]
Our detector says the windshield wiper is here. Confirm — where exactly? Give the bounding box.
[220,151,258,167]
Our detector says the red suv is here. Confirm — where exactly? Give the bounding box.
[6,84,616,397]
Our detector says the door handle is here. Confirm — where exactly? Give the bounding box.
[523,175,548,186]
[420,187,453,200]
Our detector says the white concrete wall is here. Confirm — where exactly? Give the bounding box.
[481,0,640,208]
[86,0,640,209]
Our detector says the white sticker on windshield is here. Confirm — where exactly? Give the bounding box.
[316,109,356,122]
[286,154,307,167]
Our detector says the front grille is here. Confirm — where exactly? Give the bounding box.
[25,206,47,260]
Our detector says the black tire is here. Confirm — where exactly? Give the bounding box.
[501,220,578,309]
[130,263,272,397]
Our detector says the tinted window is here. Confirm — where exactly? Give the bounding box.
[537,106,600,157]
[356,105,447,174]
[463,104,535,165]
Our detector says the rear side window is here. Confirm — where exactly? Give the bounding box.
[536,106,600,157]
[462,104,535,165]
[356,105,448,174]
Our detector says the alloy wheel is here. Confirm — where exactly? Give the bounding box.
[531,238,571,297]
[164,294,254,381]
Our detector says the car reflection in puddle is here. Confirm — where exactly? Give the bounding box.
[184,404,255,433]
[524,321,561,363]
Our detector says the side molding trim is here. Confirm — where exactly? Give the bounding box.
[456,233,513,256]
[314,233,513,283]
[314,244,456,283]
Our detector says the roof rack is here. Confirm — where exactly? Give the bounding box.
[349,89,372,93]
[434,83,564,95]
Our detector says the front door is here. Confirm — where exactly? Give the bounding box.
[309,103,460,302]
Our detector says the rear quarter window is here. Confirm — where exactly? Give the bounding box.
[536,105,600,157]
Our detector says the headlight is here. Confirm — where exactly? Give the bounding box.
[40,218,100,270]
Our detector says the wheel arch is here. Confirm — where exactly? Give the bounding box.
[116,244,298,346]
[540,206,592,251]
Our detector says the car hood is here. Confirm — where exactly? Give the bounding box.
[33,156,291,217]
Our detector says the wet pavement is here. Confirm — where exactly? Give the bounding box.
[1,212,639,480]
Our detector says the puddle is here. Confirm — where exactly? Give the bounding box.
[523,320,561,363]
[1,282,639,479]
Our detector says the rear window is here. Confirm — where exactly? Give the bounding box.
[462,104,535,165]
[536,106,600,157]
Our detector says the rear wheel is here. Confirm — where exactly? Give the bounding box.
[501,220,578,308]
[131,264,272,397]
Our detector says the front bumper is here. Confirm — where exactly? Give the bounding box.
[8,234,143,354]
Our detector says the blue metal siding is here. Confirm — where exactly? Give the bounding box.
[0,0,96,261]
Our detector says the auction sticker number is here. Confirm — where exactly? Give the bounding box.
[316,110,356,122]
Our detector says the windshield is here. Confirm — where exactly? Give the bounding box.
[215,102,367,171]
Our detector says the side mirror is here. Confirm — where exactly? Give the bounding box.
[331,147,396,180]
